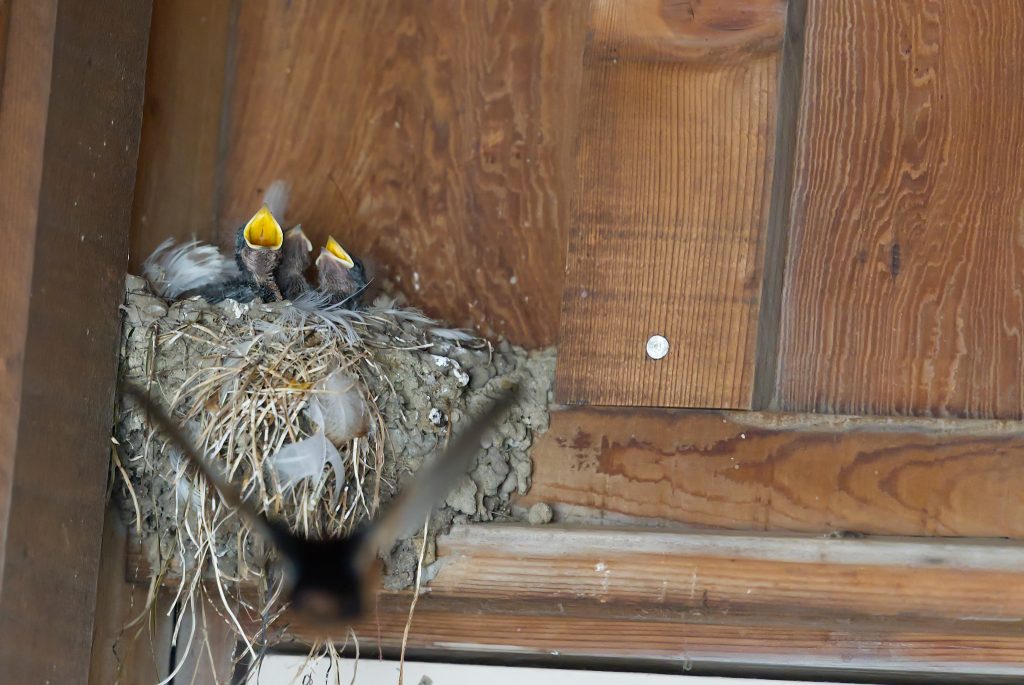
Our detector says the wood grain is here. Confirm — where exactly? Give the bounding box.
[776,0,1024,418]
[0,1,10,96]
[0,0,151,682]
[294,526,1024,678]
[217,0,588,347]
[431,526,1024,619]
[343,603,1024,679]
[88,512,172,685]
[521,407,1024,537]
[129,524,1024,677]
[128,0,234,270]
[556,0,788,408]
[752,0,806,407]
[0,0,56,593]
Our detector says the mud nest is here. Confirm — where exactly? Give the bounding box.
[112,273,554,655]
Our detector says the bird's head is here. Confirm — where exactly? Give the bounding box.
[242,205,284,251]
[316,236,356,269]
[284,225,313,254]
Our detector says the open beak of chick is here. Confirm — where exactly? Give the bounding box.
[285,225,313,255]
[315,236,365,307]
[243,206,285,250]
[317,236,355,269]
[237,205,286,300]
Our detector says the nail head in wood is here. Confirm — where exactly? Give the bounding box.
[646,335,669,360]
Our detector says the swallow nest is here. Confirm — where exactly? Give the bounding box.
[113,271,554,659]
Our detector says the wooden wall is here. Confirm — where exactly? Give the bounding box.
[555,0,1024,419]
[134,0,582,349]
[0,1,151,682]
[115,1,1024,679]
[775,0,1024,419]
[557,0,788,408]
[131,0,1024,418]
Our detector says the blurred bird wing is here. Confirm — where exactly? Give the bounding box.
[121,382,287,549]
[262,179,292,223]
[143,239,239,298]
[355,386,520,571]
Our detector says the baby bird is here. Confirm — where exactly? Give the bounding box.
[316,236,366,308]
[276,225,314,300]
[234,205,285,301]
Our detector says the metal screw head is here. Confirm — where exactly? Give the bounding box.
[646,335,669,360]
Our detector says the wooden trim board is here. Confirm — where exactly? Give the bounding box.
[268,525,1024,679]
[128,525,1024,678]
[521,406,1024,537]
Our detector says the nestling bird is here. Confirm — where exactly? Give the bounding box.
[234,205,286,301]
[276,225,314,300]
[145,182,293,304]
[122,380,518,623]
[182,205,286,303]
[316,236,367,307]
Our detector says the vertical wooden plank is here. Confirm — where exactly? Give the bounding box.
[557,0,788,409]
[88,513,173,685]
[0,0,56,593]
[777,0,1024,418]
[218,0,588,347]
[170,596,239,685]
[0,0,152,682]
[751,0,806,407]
[0,1,10,94]
[129,0,235,269]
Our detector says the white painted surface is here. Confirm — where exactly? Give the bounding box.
[248,656,857,685]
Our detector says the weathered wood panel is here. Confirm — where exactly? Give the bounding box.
[129,524,1024,677]
[128,0,234,269]
[431,526,1024,620]
[522,407,1024,537]
[0,0,56,592]
[287,526,1024,678]
[0,0,151,682]
[344,605,1024,678]
[776,0,1024,418]
[217,0,588,347]
[88,513,172,685]
[556,0,788,408]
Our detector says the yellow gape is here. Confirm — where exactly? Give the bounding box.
[243,206,284,249]
[324,236,355,268]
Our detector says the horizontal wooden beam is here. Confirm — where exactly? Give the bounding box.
[129,520,1024,677]
[521,406,1024,537]
[277,525,1024,678]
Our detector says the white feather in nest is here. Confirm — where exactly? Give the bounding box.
[267,369,365,502]
[268,431,344,504]
[143,238,239,299]
[311,370,369,447]
[283,290,365,342]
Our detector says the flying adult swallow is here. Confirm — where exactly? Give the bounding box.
[122,380,518,623]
